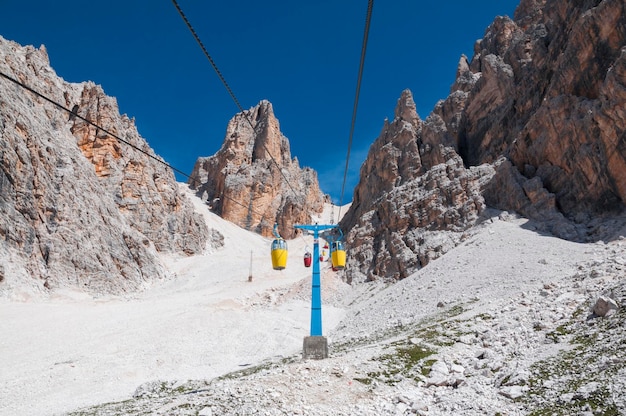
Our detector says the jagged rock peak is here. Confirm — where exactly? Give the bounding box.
[189,100,326,239]
[218,99,291,167]
[341,0,626,283]
[433,0,626,220]
[341,90,425,238]
[340,84,495,283]
[0,35,212,297]
[460,0,626,216]
[394,89,420,127]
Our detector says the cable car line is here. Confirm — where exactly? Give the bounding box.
[171,0,300,202]
[4,0,373,261]
[0,69,273,221]
[171,0,244,116]
[338,0,374,219]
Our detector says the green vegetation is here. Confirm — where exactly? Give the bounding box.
[372,341,436,385]
[350,301,474,386]
[522,293,625,415]
[421,359,438,377]
[545,323,572,343]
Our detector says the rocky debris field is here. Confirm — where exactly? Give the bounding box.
[67,213,626,416]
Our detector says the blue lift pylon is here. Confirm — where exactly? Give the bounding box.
[294,223,338,359]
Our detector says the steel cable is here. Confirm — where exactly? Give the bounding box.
[0,70,271,220]
[338,0,374,219]
[171,0,301,201]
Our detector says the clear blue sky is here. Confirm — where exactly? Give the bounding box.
[1,1,519,204]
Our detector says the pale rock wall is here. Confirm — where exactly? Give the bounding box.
[0,36,212,296]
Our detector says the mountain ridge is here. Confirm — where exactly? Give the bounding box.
[188,99,327,239]
[2,0,626,413]
[0,36,211,297]
[341,0,626,284]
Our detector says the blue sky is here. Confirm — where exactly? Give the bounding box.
[1,1,519,204]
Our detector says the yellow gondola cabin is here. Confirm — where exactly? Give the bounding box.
[331,241,346,269]
[271,238,288,270]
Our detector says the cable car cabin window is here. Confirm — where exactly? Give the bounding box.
[331,241,344,251]
[272,239,287,250]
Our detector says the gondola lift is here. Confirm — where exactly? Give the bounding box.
[303,248,312,268]
[320,242,329,262]
[328,229,346,270]
[271,223,288,270]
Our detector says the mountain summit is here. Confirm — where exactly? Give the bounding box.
[189,100,327,239]
[341,0,626,283]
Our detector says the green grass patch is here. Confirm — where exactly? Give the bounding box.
[523,289,626,415]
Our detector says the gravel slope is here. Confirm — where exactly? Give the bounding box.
[1,190,624,416]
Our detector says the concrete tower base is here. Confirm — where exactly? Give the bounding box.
[303,336,328,360]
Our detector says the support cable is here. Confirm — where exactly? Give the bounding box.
[0,70,189,179]
[0,70,270,220]
[338,0,374,219]
[171,0,300,200]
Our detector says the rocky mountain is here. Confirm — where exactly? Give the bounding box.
[341,91,496,283]
[3,1,626,411]
[0,36,212,297]
[188,100,327,239]
[341,0,626,283]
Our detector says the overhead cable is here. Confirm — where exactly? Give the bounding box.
[338,0,374,219]
[171,0,300,200]
[0,69,271,220]
[0,70,190,179]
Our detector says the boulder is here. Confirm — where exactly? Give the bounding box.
[592,295,619,317]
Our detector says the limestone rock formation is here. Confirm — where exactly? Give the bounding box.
[189,101,326,239]
[0,36,211,296]
[341,91,495,283]
[342,0,626,282]
[457,0,626,218]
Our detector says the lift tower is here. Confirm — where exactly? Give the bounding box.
[294,223,337,359]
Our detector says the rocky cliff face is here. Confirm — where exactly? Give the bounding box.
[189,101,326,239]
[0,36,212,297]
[341,91,496,283]
[460,0,626,218]
[342,0,626,283]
